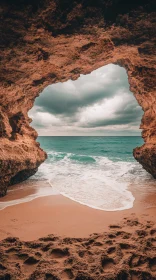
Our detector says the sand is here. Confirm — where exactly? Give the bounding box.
[0,181,155,279]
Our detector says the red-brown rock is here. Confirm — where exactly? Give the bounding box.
[0,0,156,195]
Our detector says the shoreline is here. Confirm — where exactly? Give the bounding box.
[0,180,155,279]
[0,180,155,241]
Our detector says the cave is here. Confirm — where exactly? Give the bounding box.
[0,0,156,196]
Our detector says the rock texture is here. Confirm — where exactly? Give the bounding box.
[0,218,156,280]
[0,0,156,195]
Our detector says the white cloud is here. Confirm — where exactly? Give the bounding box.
[29,106,61,127]
[29,64,142,136]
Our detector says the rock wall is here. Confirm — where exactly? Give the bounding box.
[0,0,156,195]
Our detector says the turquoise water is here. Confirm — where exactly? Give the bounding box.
[31,136,155,211]
[38,136,143,163]
[0,136,155,211]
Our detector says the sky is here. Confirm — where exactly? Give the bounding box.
[29,64,143,136]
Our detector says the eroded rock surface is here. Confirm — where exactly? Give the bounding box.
[0,0,156,195]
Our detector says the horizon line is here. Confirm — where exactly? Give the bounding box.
[37,135,142,137]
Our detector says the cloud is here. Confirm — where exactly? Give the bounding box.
[78,91,141,128]
[29,106,62,128]
[29,64,143,136]
[34,64,128,115]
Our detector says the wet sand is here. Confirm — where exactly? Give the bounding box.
[0,181,155,241]
[0,181,156,279]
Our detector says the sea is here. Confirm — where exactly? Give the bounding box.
[0,136,155,211]
[30,136,155,211]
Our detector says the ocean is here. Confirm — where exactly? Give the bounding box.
[32,136,155,211]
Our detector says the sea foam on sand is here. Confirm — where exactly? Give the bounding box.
[0,151,155,211]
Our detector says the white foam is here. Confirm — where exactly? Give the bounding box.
[0,183,58,210]
[37,153,136,211]
[1,151,155,211]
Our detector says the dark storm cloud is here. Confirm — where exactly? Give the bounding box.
[29,64,143,136]
[84,111,141,128]
[83,97,142,128]
[35,64,129,116]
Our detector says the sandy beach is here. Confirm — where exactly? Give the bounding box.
[0,180,155,241]
[0,180,156,279]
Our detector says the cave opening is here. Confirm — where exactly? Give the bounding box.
[29,64,142,137]
[27,63,148,211]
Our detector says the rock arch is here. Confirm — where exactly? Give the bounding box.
[0,0,155,195]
